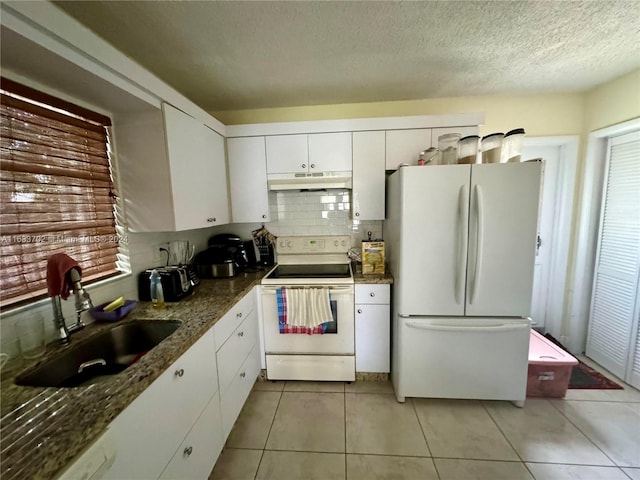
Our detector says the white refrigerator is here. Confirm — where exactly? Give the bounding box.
[385,161,542,406]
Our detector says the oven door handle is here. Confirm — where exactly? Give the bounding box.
[261,286,354,293]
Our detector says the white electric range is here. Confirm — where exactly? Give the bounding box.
[261,235,355,381]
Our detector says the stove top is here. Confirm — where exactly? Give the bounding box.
[265,263,352,279]
[261,235,354,285]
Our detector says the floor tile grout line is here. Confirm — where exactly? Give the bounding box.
[343,391,347,479]
[481,399,527,465]
[544,397,623,467]
[254,386,285,477]
[410,397,435,459]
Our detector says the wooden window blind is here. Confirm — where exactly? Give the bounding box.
[0,77,125,309]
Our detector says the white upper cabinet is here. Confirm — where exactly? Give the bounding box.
[266,132,352,174]
[308,132,352,172]
[265,134,308,174]
[385,129,431,169]
[117,103,229,232]
[164,104,229,230]
[352,131,385,220]
[227,136,270,223]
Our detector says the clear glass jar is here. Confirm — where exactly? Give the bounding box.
[438,133,461,165]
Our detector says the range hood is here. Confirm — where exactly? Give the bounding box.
[267,171,352,191]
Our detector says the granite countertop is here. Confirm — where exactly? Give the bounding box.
[0,270,265,480]
[0,264,393,479]
[352,263,394,284]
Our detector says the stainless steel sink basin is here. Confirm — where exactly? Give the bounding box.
[15,320,181,388]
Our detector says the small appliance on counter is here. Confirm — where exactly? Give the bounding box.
[194,233,258,278]
[138,265,193,302]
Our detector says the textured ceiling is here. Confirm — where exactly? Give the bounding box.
[53,1,640,112]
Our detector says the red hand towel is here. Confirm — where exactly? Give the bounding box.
[47,253,81,299]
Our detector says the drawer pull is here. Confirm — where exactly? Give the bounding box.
[174,369,185,378]
[237,312,243,318]
[370,292,375,297]
[207,217,216,223]
[240,371,246,378]
[301,164,306,169]
[183,446,193,457]
[357,309,362,314]
[237,331,244,337]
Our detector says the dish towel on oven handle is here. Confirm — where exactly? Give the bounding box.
[276,287,333,334]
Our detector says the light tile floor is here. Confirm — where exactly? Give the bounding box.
[210,357,640,480]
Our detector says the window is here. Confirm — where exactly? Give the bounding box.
[0,77,127,309]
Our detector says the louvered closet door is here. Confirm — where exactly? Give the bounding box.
[586,131,640,387]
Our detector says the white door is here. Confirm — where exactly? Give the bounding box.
[352,130,385,220]
[385,129,431,169]
[466,162,542,317]
[308,132,352,172]
[522,145,561,331]
[396,165,471,316]
[265,134,308,174]
[586,131,640,384]
[228,136,270,223]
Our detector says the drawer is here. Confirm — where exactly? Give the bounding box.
[355,284,390,304]
[214,289,256,351]
[217,310,258,394]
[159,392,224,480]
[220,344,261,440]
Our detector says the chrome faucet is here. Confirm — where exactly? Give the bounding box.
[51,268,93,344]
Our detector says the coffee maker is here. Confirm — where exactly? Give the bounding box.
[194,234,258,278]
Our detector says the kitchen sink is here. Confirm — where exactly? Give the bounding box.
[15,320,182,388]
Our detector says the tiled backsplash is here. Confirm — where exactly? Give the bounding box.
[266,189,383,247]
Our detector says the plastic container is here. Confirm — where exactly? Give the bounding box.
[89,300,138,322]
[502,128,526,163]
[527,330,578,398]
[423,147,441,165]
[149,269,166,309]
[481,133,504,163]
[438,133,461,165]
[458,135,480,164]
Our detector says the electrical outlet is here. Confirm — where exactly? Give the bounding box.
[152,243,169,267]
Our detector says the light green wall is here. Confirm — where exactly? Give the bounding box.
[213,92,585,138]
[584,69,640,133]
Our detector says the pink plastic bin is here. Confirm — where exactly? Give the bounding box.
[527,330,578,398]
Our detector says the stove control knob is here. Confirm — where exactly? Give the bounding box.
[341,240,347,247]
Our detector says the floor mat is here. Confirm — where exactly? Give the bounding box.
[543,334,624,390]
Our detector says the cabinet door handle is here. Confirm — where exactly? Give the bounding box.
[240,371,246,378]
[262,214,267,219]
[310,163,316,169]
[207,217,216,223]
[357,309,362,314]
[183,446,193,457]
[355,212,360,217]
[302,163,306,169]
[174,368,184,377]
[370,292,375,297]
[237,312,243,318]
[237,331,244,337]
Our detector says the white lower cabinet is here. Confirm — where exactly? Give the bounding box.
[159,391,224,480]
[355,284,391,373]
[58,289,262,480]
[214,291,261,441]
[102,327,219,480]
[220,344,261,439]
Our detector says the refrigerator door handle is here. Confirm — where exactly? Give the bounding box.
[469,185,484,304]
[406,321,527,333]
[455,184,469,304]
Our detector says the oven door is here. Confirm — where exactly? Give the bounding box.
[261,285,354,354]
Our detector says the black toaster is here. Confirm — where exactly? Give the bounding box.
[138,266,193,302]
